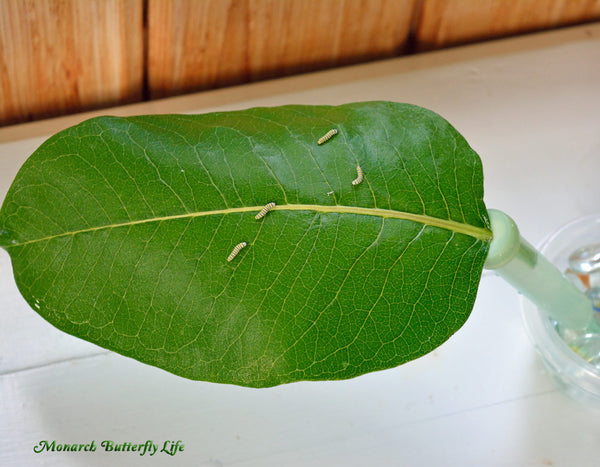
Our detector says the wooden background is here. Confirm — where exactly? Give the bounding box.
[2,0,600,126]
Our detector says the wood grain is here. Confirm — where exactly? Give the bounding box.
[414,0,600,51]
[0,0,143,126]
[3,0,600,126]
[147,0,417,98]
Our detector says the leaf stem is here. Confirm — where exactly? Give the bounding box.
[485,209,594,331]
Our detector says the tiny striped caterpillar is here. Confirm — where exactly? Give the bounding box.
[351,165,364,186]
[255,202,276,220]
[227,242,247,262]
[317,129,338,145]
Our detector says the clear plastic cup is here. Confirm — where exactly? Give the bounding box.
[521,213,600,404]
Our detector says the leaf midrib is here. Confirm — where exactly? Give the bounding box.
[4,204,492,249]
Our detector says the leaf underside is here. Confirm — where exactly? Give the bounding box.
[0,101,491,387]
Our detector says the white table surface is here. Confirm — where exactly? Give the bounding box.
[1,23,600,467]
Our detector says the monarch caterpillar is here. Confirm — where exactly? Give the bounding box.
[227,242,247,262]
[317,129,338,145]
[255,202,276,220]
[351,165,364,186]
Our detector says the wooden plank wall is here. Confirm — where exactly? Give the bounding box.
[2,0,600,126]
[415,0,600,51]
[147,0,417,99]
[0,0,144,126]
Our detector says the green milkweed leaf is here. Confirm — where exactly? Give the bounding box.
[0,101,491,387]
